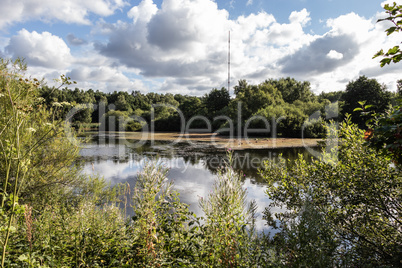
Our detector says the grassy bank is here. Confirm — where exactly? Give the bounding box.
[83,131,321,150]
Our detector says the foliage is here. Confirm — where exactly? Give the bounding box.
[38,76,350,138]
[0,58,85,267]
[373,2,402,67]
[128,154,261,267]
[260,118,402,267]
[234,79,284,120]
[370,3,402,167]
[204,87,230,118]
[264,77,315,103]
[364,99,402,166]
[12,188,127,267]
[101,110,144,132]
[341,75,391,127]
[129,161,200,267]
[0,59,85,208]
[199,150,259,267]
[318,90,344,103]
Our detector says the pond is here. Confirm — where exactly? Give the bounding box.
[79,139,319,232]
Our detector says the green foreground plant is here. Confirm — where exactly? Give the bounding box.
[199,151,259,267]
[261,117,402,267]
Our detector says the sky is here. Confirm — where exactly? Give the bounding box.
[0,0,401,96]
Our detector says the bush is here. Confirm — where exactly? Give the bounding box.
[260,117,402,266]
[199,150,259,267]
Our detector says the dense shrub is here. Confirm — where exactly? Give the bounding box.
[261,118,402,267]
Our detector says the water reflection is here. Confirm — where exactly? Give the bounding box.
[80,140,317,231]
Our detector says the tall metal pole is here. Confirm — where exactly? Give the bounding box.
[228,31,230,93]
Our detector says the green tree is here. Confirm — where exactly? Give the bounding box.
[204,87,230,118]
[179,96,203,119]
[318,90,343,103]
[115,94,131,112]
[234,80,284,120]
[264,77,315,103]
[341,75,391,127]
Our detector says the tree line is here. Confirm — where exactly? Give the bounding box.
[39,75,400,138]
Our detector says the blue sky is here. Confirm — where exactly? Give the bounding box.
[0,0,400,95]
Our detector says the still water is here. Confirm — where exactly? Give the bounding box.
[80,139,317,232]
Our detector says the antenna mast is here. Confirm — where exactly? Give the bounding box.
[228,31,230,92]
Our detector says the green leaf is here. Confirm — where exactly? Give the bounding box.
[387,46,400,55]
[18,254,28,262]
[386,27,397,35]
[380,58,392,67]
[373,49,384,59]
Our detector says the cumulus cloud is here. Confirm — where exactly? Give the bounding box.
[146,0,229,52]
[276,10,402,93]
[94,1,400,94]
[66,65,149,93]
[0,0,127,29]
[127,0,157,24]
[66,34,87,46]
[289,8,311,26]
[96,1,322,94]
[326,12,374,40]
[280,33,358,76]
[5,29,72,68]
[326,50,343,60]
[97,0,230,82]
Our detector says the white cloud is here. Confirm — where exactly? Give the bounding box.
[97,1,322,94]
[289,8,311,27]
[98,0,231,84]
[306,12,401,93]
[246,0,253,6]
[327,50,343,60]
[0,0,127,29]
[128,0,158,24]
[66,65,149,93]
[326,12,374,41]
[5,29,72,68]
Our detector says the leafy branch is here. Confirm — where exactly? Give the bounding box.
[373,2,402,67]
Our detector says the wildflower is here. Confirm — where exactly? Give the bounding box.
[52,102,62,107]
[364,128,374,140]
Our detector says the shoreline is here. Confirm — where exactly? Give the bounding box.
[84,131,321,150]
